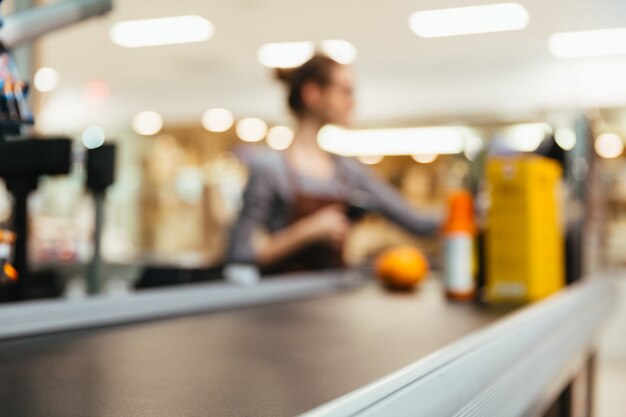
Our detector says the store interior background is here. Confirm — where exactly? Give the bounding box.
[0,0,624,413]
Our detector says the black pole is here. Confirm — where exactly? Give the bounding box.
[5,177,37,300]
[85,143,116,295]
[87,192,104,294]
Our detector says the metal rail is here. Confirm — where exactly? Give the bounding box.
[0,270,364,340]
[301,277,617,417]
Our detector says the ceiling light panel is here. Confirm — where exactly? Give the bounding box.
[110,15,214,48]
[409,3,529,38]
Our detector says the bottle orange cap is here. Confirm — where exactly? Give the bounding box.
[443,190,475,234]
[3,263,18,281]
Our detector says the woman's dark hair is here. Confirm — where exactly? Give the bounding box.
[275,54,340,116]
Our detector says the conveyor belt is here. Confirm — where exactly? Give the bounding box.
[0,275,505,417]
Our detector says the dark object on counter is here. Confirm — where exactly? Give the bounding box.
[134,265,224,289]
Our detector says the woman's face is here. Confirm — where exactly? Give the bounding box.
[315,65,355,126]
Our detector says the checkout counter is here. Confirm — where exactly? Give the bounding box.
[0,269,617,417]
[0,2,614,415]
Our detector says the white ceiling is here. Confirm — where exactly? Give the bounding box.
[29,0,626,134]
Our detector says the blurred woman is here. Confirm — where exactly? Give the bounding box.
[227,54,440,273]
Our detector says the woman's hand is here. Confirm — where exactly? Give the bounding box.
[296,204,349,247]
[256,204,349,268]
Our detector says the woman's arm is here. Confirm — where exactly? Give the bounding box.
[344,159,443,236]
[226,160,275,264]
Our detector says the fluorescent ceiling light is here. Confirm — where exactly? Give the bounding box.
[318,126,466,156]
[258,39,357,68]
[548,28,626,58]
[257,42,315,68]
[409,2,529,38]
[502,123,552,152]
[321,40,357,64]
[595,133,623,159]
[110,15,214,48]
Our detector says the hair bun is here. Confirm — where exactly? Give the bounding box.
[273,54,340,115]
[274,67,296,84]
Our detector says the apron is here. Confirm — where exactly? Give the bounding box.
[262,155,349,274]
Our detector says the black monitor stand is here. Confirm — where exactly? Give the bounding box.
[85,143,116,294]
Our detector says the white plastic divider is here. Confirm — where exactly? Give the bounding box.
[300,277,617,417]
[0,270,364,340]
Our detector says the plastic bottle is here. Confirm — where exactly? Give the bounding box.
[442,190,476,300]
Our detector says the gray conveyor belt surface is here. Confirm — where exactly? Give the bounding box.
[0,276,507,417]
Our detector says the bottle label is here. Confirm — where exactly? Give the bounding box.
[0,243,9,259]
[443,233,474,293]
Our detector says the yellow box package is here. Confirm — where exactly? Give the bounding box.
[486,156,564,303]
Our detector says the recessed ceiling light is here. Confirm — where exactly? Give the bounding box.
[34,67,59,92]
[409,2,529,38]
[236,118,268,142]
[548,28,626,58]
[257,41,314,68]
[132,111,163,135]
[318,126,466,156]
[82,125,106,149]
[595,133,623,159]
[202,108,234,133]
[266,126,294,150]
[110,15,214,48]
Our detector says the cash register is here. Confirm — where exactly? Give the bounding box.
[0,0,112,302]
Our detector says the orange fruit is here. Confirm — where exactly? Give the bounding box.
[375,246,429,290]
